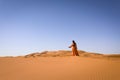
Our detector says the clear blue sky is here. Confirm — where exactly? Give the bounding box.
[0,0,120,56]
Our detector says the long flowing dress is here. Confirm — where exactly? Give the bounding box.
[69,43,79,56]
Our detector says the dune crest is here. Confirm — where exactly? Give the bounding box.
[24,50,104,58]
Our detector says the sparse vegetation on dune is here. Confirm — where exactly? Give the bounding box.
[24,50,105,58]
[23,50,120,59]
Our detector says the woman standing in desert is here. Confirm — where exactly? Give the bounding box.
[69,40,79,56]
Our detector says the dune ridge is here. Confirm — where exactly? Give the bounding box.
[24,50,120,59]
[24,50,103,57]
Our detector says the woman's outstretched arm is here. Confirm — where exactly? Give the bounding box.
[69,44,74,48]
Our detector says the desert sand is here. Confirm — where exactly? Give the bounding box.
[0,50,120,80]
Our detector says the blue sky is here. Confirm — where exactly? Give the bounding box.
[0,0,120,56]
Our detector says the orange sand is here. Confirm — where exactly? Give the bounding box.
[0,51,120,80]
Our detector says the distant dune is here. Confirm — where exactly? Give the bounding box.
[24,50,120,59]
[0,50,120,80]
[24,50,104,57]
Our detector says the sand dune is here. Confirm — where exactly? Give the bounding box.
[24,50,104,58]
[0,50,120,80]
